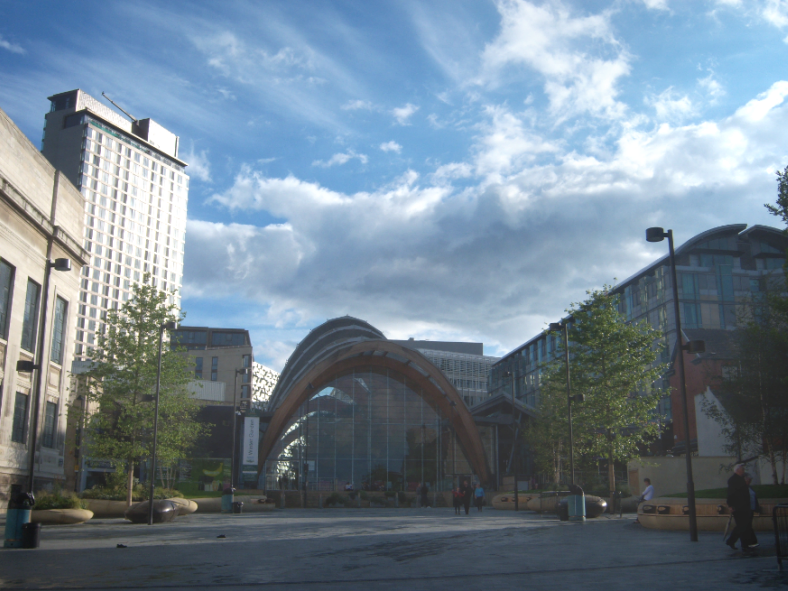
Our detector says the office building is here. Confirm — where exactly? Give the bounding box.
[252,362,279,410]
[0,106,87,508]
[486,224,788,460]
[391,340,498,407]
[41,89,188,359]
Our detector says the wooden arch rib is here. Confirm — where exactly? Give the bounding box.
[258,340,491,484]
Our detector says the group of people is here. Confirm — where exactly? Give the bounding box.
[725,463,760,553]
[451,480,485,514]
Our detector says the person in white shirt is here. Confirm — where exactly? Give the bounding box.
[640,478,654,502]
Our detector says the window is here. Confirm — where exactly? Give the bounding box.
[50,297,67,364]
[241,385,250,399]
[11,392,29,443]
[242,354,251,368]
[20,279,41,352]
[0,260,14,339]
[194,357,203,379]
[211,356,218,381]
[42,401,57,448]
[210,331,246,347]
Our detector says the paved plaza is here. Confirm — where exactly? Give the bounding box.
[1,509,785,590]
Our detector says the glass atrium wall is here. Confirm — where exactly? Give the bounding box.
[264,366,473,492]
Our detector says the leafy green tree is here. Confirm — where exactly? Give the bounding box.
[82,276,204,506]
[765,165,788,228]
[538,287,666,507]
[705,301,788,484]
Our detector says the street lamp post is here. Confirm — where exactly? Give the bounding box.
[548,319,583,487]
[503,370,519,511]
[232,367,251,490]
[24,257,71,494]
[148,320,177,526]
[646,227,705,542]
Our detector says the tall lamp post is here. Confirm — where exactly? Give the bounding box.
[548,318,583,487]
[232,367,251,490]
[503,370,519,511]
[21,257,72,494]
[148,320,177,526]
[646,227,705,542]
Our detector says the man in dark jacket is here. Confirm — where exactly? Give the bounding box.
[726,464,758,551]
[460,480,473,515]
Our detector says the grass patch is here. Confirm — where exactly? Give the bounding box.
[665,484,788,499]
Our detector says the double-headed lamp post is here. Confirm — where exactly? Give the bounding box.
[646,227,705,542]
[148,320,177,526]
[548,318,583,487]
[502,369,519,511]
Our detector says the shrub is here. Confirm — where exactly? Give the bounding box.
[80,483,183,501]
[34,489,86,510]
[397,491,407,504]
[384,491,395,498]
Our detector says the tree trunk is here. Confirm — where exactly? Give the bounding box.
[126,463,134,507]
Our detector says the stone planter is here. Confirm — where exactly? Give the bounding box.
[82,499,128,518]
[167,498,198,515]
[491,493,537,510]
[31,508,94,525]
[638,497,788,531]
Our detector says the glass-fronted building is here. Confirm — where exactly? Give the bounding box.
[487,224,788,450]
[260,317,491,492]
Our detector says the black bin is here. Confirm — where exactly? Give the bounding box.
[22,522,41,549]
[232,501,243,514]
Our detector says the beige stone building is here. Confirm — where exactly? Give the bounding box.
[0,107,88,509]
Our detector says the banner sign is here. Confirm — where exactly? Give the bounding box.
[242,417,259,466]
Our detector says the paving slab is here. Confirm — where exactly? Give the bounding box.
[1,509,784,590]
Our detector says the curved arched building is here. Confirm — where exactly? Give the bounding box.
[258,317,491,492]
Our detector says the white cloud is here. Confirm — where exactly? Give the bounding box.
[641,0,670,10]
[190,80,788,359]
[342,99,375,110]
[181,144,212,183]
[312,150,369,168]
[480,1,631,122]
[379,141,402,153]
[392,103,419,125]
[0,35,24,54]
[698,73,725,103]
[645,87,695,123]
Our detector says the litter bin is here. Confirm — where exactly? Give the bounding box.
[4,491,35,548]
[221,487,235,514]
[567,494,586,522]
[232,501,244,514]
[567,484,586,522]
[557,500,569,521]
[21,522,41,549]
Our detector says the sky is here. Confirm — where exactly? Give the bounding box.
[2,0,788,371]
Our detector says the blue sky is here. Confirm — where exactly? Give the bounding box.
[2,0,788,370]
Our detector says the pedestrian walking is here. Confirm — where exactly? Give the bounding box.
[460,480,473,515]
[452,486,462,515]
[420,482,430,508]
[474,483,485,512]
[726,464,758,552]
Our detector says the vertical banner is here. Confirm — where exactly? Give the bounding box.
[243,417,259,466]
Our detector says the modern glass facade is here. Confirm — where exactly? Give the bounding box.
[488,224,788,420]
[264,366,473,492]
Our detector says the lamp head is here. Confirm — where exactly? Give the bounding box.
[548,322,562,332]
[52,258,72,272]
[162,321,177,330]
[16,360,39,372]
[683,340,706,354]
[646,227,666,243]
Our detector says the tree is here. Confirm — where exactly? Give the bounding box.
[537,287,666,507]
[765,165,788,228]
[82,276,204,506]
[706,301,788,484]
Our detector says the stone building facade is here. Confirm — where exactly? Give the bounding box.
[0,106,87,509]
